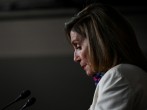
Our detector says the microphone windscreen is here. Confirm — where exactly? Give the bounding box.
[20,97,36,110]
[19,90,31,100]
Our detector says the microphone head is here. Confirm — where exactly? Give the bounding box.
[18,90,31,100]
[21,97,36,110]
[26,97,36,107]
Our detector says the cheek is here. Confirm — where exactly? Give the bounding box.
[82,50,94,71]
[82,50,90,64]
[81,39,91,64]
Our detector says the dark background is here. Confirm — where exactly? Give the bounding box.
[0,0,147,110]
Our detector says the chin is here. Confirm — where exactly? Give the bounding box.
[86,71,95,77]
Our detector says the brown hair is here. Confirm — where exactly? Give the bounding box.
[65,3,147,72]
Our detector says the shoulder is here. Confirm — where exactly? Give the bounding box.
[99,63,147,90]
[105,63,145,75]
[102,63,146,79]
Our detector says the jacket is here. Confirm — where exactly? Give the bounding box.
[89,64,147,110]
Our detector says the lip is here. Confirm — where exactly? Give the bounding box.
[81,65,86,70]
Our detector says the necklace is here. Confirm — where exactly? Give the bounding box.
[93,72,104,86]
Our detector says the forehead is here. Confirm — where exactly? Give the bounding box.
[70,31,83,43]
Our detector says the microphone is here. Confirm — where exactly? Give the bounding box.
[19,97,36,110]
[1,90,31,110]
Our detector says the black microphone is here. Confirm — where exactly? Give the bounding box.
[1,90,31,110]
[19,97,36,110]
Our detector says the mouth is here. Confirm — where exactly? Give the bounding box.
[81,65,86,70]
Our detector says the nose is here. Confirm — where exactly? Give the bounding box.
[74,51,80,62]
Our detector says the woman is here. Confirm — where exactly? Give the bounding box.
[64,3,147,110]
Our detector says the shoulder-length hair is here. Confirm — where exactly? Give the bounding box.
[64,3,147,72]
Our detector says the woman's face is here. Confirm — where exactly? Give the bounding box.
[70,31,95,76]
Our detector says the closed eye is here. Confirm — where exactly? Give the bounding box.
[74,44,81,50]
